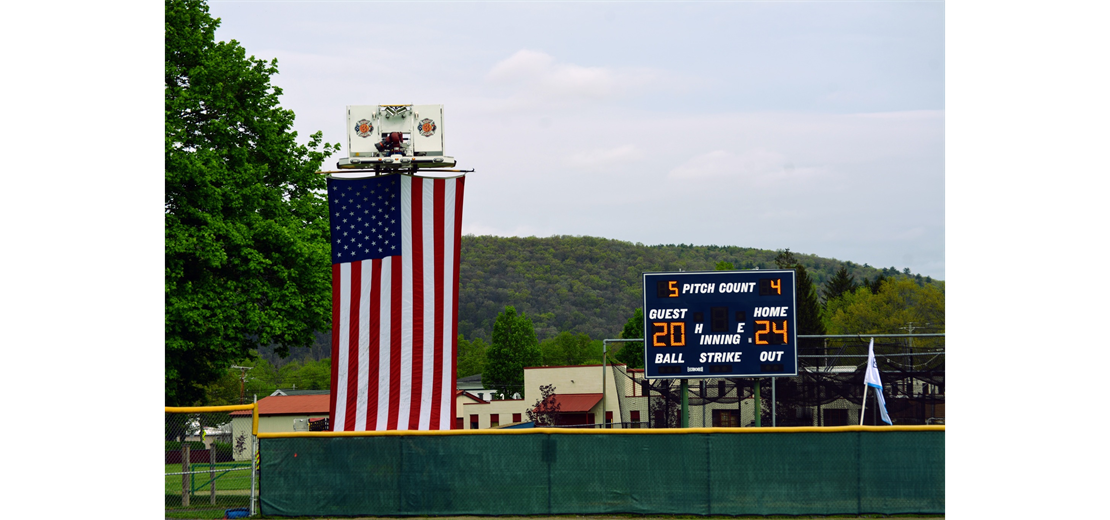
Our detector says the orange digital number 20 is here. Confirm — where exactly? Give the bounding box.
[652,321,686,347]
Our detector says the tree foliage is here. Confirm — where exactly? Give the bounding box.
[775,249,825,337]
[526,384,560,426]
[484,306,541,399]
[539,331,597,366]
[824,277,945,335]
[614,308,644,369]
[822,265,858,304]
[456,335,489,378]
[795,265,826,336]
[165,0,339,405]
[774,249,799,270]
[860,273,888,295]
[201,354,332,405]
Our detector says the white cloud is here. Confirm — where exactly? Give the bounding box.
[667,148,823,186]
[485,49,664,106]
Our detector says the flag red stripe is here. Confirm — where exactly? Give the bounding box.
[387,256,402,430]
[329,263,342,430]
[450,178,464,428]
[345,261,362,431]
[430,179,445,429]
[409,177,425,430]
[365,258,382,431]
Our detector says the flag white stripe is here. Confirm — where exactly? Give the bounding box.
[440,179,456,430]
[354,260,372,431]
[376,256,392,430]
[334,262,351,429]
[418,179,436,430]
[397,176,414,429]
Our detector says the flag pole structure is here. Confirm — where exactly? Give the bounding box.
[326,104,466,432]
[861,338,893,426]
[859,385,868,426]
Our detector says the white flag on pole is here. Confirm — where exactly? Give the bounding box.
[864,338,893,425]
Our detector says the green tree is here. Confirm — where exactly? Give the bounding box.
[165,0,338,405]
[774,249,825,337]
[202,356,278,405]
[822,265,858,305]
[794,264,826,336]
[297,358,331,390]
[825,277,945,336]
[714,261,735,271]
[484,306,541,399]
[614,308,644,368]
[860,273,888,295]
[774,248,799,270]
[539,331,594,366]
[203,365,251,405]
[456,335,489,378]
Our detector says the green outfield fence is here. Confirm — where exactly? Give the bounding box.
[258,426,943,517]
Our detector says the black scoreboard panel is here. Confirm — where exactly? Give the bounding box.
[642,270,798,379]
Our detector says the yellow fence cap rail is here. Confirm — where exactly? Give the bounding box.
[164,404,256,413]
[257,424,943,439]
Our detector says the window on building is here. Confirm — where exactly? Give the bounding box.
[630,410,641,427]
[718,380,727,396]
[490,414,499,428]
[587,413,595,425]
[513,413,521,423]
[454,417,463,429]
[712,409,740,427]
[469,414,479,429]
[823,409,849,426]
[605,411,613,427]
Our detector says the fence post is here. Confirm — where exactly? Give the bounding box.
[210,444,216,505]
[753,379,761,427]
[700,380,706,427]
[734,378,741,425]
[771,377,776,427]
[250,394,258,517]
[181,442,190,507]
[680,379,689,428]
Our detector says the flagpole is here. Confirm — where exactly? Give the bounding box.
[861,337,893,426]
[859,384,868,426]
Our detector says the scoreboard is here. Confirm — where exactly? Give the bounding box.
[642,270,798,379]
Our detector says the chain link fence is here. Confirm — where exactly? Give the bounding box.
[165,407,257,518]
[602,333,944,428]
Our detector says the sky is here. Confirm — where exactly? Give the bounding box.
[207,1,946,279]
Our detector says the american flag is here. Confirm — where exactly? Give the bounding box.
[326,173,465,431]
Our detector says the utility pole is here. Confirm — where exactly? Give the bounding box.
[230,365,253,404]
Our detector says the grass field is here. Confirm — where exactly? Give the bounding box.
[164,462,254,493]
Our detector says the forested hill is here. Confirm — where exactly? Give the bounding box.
[456,235,939,344]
